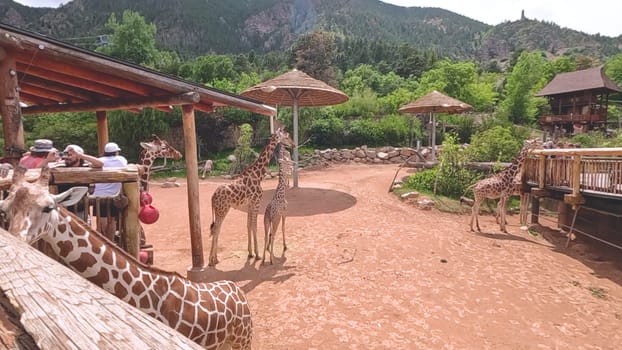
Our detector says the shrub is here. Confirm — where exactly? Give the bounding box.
[465,126,523,162]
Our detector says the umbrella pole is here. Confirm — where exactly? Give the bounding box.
[431,112,436,162]
[293,97,299,187]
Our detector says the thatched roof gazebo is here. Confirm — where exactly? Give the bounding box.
[242,69,348,187]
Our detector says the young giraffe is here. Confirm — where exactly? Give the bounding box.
[262,148,294,265]
[139,134,183,191]
[469,139,540,233]
[209,128,293,266]
[0,166,253,349]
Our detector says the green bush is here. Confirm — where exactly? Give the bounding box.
[309,115,345,147]
[465,126,523,162]
[228,124,258,175]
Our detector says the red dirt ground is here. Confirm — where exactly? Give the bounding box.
[144,163,622,349]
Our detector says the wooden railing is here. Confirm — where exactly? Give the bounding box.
[523,148,622,205]
[0,166,143,257]
[538,112,607,124]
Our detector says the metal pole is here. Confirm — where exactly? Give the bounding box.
[431,112,436,162]
[293,97,299,187]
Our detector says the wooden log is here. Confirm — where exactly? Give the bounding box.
[0,167,140,191]
[0,47,25,163]
[0,229,203,350]
[123,180,141,258]
[181,104,209,282]
[96,110,108,155]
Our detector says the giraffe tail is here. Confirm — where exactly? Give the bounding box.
[209,207,215,236]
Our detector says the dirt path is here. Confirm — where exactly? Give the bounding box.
[144,163,622,349]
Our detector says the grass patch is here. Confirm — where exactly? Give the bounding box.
[587,286,608,300]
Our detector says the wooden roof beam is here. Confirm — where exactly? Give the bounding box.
[15,52,162,96]
[16,63,123,98]
[22,92,200,115]
[19,82,85,103]
[18,91,57,106]
[19,74,97,101]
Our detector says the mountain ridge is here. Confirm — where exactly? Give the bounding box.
[1,0,620,63]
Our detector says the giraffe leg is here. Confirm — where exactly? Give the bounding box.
[470,197,482,232]
[268,215,281,265]
[209,217,224,266]
[261,211,271,265]
[499,197,508,233]
[281,215,287,253]
[247,207,260,260]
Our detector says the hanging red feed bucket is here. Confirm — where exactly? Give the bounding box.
[139,204,159,224]
[140,191,153,206]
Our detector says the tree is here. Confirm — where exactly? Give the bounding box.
[497,51,547,124]
[292,31,339,86]
[97,11,158,66]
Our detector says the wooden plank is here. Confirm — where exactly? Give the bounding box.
[0,167,141,191]
[0,229,203,350]
[20,74,97,101]
[532,147,622,156]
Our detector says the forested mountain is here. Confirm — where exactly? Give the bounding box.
[1,0,620,64]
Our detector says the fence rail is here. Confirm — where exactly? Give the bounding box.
[523,148,622,204]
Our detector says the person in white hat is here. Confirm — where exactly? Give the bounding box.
[92,142,128,240]
[56,144,104,221]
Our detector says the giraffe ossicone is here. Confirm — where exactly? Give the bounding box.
[209,128,294,267]
[0,166,253,349]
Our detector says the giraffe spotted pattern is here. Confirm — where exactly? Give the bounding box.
[209,128,294,266]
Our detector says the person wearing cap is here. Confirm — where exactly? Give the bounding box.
[18,139,60,169]
[61,144,104,168]
[57,145,104,221]
[92,142,128,240]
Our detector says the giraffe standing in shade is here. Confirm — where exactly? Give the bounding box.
[469,139,540,233]
[0,167,253,349]
[138,135,183,191]
[262,149,294,265]
[209,128,293,266]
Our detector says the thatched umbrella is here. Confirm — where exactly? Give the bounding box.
[399,90,473,161]
[241,69,348,187]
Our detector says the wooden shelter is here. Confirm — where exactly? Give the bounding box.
[536,66,621,135]
[0,23,276,281]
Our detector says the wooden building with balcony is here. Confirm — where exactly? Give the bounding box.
[536,66,621,135]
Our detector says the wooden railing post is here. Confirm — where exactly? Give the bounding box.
[123,180,140,258]
[564,155,585,207]
[538,154,546,188]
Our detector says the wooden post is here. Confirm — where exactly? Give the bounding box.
[181,104,209,282]
[123,180,140,258]
[96,110,108,155]
[0,48,25,164]
[564,155,585,206]
[538,154,546,189]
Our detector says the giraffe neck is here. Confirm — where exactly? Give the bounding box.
[44,208,180,313]
[240,137,278,181]
[139,149,155,191]
[498,147,530,187]
[274,166,290,196]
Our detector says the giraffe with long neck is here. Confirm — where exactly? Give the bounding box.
[0,166,253,349]
[138,135,183,191]
[209,128,293,267]
[469,139,540,233]
[262,149,293,265]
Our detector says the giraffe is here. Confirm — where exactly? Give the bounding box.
[468,139,540,233]
[262,149,294,265]
[138,134,183,191]
[209,128,293,267]
[0,166,253,349]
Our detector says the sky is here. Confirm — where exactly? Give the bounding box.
[13,0,622,37]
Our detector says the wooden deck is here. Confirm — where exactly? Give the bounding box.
[524,147,622,204]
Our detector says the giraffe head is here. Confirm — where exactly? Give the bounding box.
[140,134,183,161]
[274,128,294,150]
[0,166,88,243]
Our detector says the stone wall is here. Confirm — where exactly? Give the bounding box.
[301,145,439,168]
